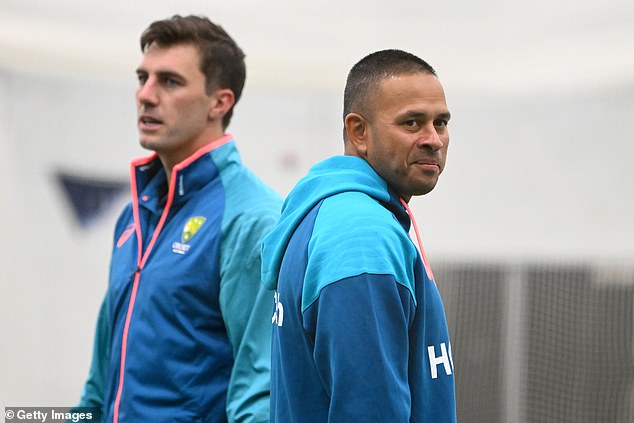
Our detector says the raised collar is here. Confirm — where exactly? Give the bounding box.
[130,134,236,214]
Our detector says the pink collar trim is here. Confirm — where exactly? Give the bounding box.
[400,198,436,282]
[130,133,234,169]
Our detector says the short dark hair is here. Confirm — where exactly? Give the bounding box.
[140,15,246,129]
[343,49,437,121]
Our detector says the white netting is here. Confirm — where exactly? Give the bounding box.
[434,261,634,423]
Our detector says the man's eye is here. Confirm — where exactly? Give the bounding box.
[404,120,420,128]
[434,119,449,127]
[137,74,148,85]
[164,77,180,87]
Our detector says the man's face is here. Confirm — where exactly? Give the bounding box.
[363,72,450,201]
[135,43,215,166]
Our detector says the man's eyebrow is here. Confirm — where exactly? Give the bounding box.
[135,68,185,81]
[439,111,452,121]
[399,110,452,121]
[157,70,185,79]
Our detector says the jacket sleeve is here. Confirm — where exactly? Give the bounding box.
[303,273,416,422]
[219,212,278,423]
[75,293,110,410]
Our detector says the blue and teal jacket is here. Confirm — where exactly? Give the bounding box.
[77,135,281,422]
[261,155,456,422]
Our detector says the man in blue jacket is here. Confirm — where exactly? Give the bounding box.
[262,50,456,422]
[75,15,280,422]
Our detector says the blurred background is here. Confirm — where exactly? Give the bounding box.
[1,1,633,422]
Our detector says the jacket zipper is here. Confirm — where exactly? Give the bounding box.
[112,168,178,423]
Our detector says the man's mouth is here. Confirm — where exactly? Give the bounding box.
[139,115,163,130]
[140,116,162,124]
[414,160,439,168]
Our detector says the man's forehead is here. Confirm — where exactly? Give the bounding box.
[373,73,447,112]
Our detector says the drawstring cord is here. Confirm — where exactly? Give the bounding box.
[400,198,436,282]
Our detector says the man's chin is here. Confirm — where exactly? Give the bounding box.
[412,180,439,197]
[139,138,159,152]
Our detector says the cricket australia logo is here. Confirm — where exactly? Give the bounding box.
[172,216,206,255]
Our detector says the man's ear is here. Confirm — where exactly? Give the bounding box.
[344,112,369,157]
[208,88,235,122]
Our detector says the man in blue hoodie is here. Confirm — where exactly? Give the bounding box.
[262,49,456,422]
[75,15,280,422]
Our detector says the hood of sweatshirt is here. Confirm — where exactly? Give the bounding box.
[262,155,410,290]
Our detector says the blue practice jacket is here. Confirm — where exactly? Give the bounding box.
[262,155,456,422]
[78,135,281,422]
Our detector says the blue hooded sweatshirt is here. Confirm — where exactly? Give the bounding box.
[262,155,457,422]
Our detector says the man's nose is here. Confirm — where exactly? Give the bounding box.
[417,123,444,151]
[136,79,158,106]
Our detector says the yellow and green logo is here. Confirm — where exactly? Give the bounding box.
[182,216,206,243]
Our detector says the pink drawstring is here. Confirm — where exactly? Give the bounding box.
[400,198,436,282]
